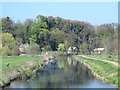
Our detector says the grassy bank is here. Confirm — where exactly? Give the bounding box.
[0,55,44,87]
[75,55,118,87]
[87,54,118,62]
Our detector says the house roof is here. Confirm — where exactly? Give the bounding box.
[94,48,105,51]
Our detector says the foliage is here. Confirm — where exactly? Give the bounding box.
[58,43,65,52]
[1,46,11,56]
[2,17,14,33]
[44,45,51,52]
[50,28,65,44]
[26,42,40,55]
[10,45,20,56]
[78,56,118,86]
[0,33,19,56]
[1,16,118,55]
[64,41,70,52]
[30,15,50,52]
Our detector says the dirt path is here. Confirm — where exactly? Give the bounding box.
[79,55,119,67]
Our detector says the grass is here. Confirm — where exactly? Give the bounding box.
[1,55,43,83]
[87,54,118,62]
[76,55,118,86]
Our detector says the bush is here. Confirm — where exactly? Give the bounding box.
[11,45,20,56]
[26,43,40,55]
[1,46,11,56]
[108,55,112,58]
[58,43,65,52]
[44,45,51,52]
[0,33,19,56]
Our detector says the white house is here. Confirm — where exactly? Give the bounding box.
[93,48,105,54]
[67,46,77,54]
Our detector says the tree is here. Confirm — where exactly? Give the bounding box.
[14,21,24,43]
[64,41,70,52]
[13,19,33,44]
[1,15,117,55]
[96,24,116,54]
[50,28,65,44]
[2,17,14,34]
[0,33,19,55]
[55,17,64,30]
[49,28,65,51]
[30,15,50,52]
[1,46,11,56]
[23,19,33,43]
[58,43,65,52]
[47,16,56,30]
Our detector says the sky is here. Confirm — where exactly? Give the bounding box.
[2,2,118,25]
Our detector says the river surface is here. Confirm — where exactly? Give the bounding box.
[8,56,116,88]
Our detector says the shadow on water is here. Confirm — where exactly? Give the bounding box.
[8,56,116,88]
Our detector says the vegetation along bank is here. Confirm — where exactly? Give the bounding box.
[75,55,118,87]
[0,55,45,89]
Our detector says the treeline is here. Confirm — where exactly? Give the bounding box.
[0,15,118,55]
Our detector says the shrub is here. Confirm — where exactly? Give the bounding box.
[0,33,19,56]
[57,43,65,52]
[44,45,51,52]
[26,43,40,55]
[108,55,112,58]
[11,45,20,56]
[1,46,11,56]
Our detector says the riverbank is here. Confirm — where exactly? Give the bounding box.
[87,54,118,62]
[1,53,119,88]
[80,55,119,67]
[75,55,118,87]
[0,55,45,89]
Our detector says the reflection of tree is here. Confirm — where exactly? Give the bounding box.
[57,56,69,71]
[30,56,94,88]
[67,57,72,65]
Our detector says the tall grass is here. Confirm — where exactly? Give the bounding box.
[87,54,118,62]
[77,56,118,86]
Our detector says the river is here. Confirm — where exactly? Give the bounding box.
[7,56,116,88]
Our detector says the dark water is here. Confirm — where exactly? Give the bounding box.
[8,56,116,88]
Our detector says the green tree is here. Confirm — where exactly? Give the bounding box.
[58,43,65,52]
[30,15,50,52]
[0,33,19,55]
[1,46,11,56]
[47,16,56,30]
[50,28,65,44]
[96,24,116,54]
[49,28,65,51]
[2,17,14,34]
[64,41,70,52]
[14,21,24,43]
[22,19,33,43]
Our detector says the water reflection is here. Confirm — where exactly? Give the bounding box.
[9,56,116,88]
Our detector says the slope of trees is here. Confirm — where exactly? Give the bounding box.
[0,15,118,55]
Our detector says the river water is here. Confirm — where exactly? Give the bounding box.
[8,56,116,88]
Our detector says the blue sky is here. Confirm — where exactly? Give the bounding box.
[2,2,118,25]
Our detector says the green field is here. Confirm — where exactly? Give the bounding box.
[1,55,43,83]
[76,55,118,86]
[87,54,118,62]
